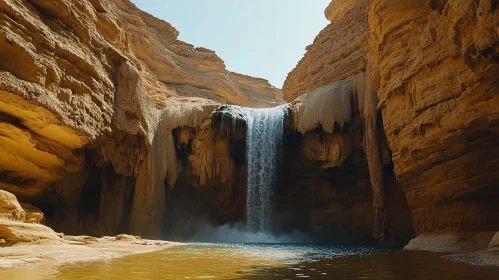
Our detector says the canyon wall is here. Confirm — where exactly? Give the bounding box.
[1,0,498,249]
[370,0,499,250]
[0,0,281,239]
[283,0,499,248]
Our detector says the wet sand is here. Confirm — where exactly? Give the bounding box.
[0,236,179,269]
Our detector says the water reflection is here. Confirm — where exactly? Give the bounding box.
[2,243,499,280]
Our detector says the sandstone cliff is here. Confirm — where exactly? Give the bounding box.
[1,0,498,250]
[369,0,499,238]
[283,0,369,102]
[283,0,499,248]
[0,0,281,240]
[113,0,282,107]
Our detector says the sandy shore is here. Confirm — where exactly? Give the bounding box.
[0,235,180,270]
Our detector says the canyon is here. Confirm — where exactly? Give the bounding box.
[0,0,499,268]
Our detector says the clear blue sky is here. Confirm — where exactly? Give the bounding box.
[130,0,331,88]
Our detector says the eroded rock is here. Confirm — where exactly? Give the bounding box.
[283,0,370,101]
[404,231,497,253]
[0,220,63,247]
[368,0,499,237]
[0,0,282,239]
[0,190,62,246]
[115,234,136,241]
[490,232,499,249]
[20,203,44,224]
[0,190,25,222]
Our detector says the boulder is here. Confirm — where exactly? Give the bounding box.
[0,190,25,222]
[404,231,497,253]
[116,234,137,241]
[0,219,63,247]
[20,203,44,224]
[489,232,499,249]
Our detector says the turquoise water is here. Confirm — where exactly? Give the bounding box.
[6,243,499,279]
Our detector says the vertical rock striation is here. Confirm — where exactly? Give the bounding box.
[368,0,499,239]
[1,0,497,249]
[283,0,499,248]
[282,0,408,243]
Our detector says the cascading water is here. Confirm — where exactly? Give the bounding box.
[244,105,287,232]
[219,104,288,233]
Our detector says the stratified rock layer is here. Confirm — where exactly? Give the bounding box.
[283,0,370,102]
[1,0,498,249]
[368,0,499,236]
[0,0,281,238]
[0,190,62,246]
[113,0,282,107]
[283,0,499,248]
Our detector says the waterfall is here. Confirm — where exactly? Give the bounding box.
[244,105,287,232]
[219,105,288,232]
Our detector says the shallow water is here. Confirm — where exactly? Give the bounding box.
[5,243,499,279]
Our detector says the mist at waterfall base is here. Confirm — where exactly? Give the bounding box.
[167,219,312,243]
[168,105,311,244]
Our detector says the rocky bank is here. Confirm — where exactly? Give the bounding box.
[1,0,499,264]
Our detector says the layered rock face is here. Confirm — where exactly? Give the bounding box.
[113,0,282,107]
[1,0,498,249]
[164,111,249,240]
[277,74,413,244]
[283,0,499,248]
[0,190,63,246]
[277,84,378,243]
[369,0,499,237]
[0,0,281,240]
[283,0,370,101]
